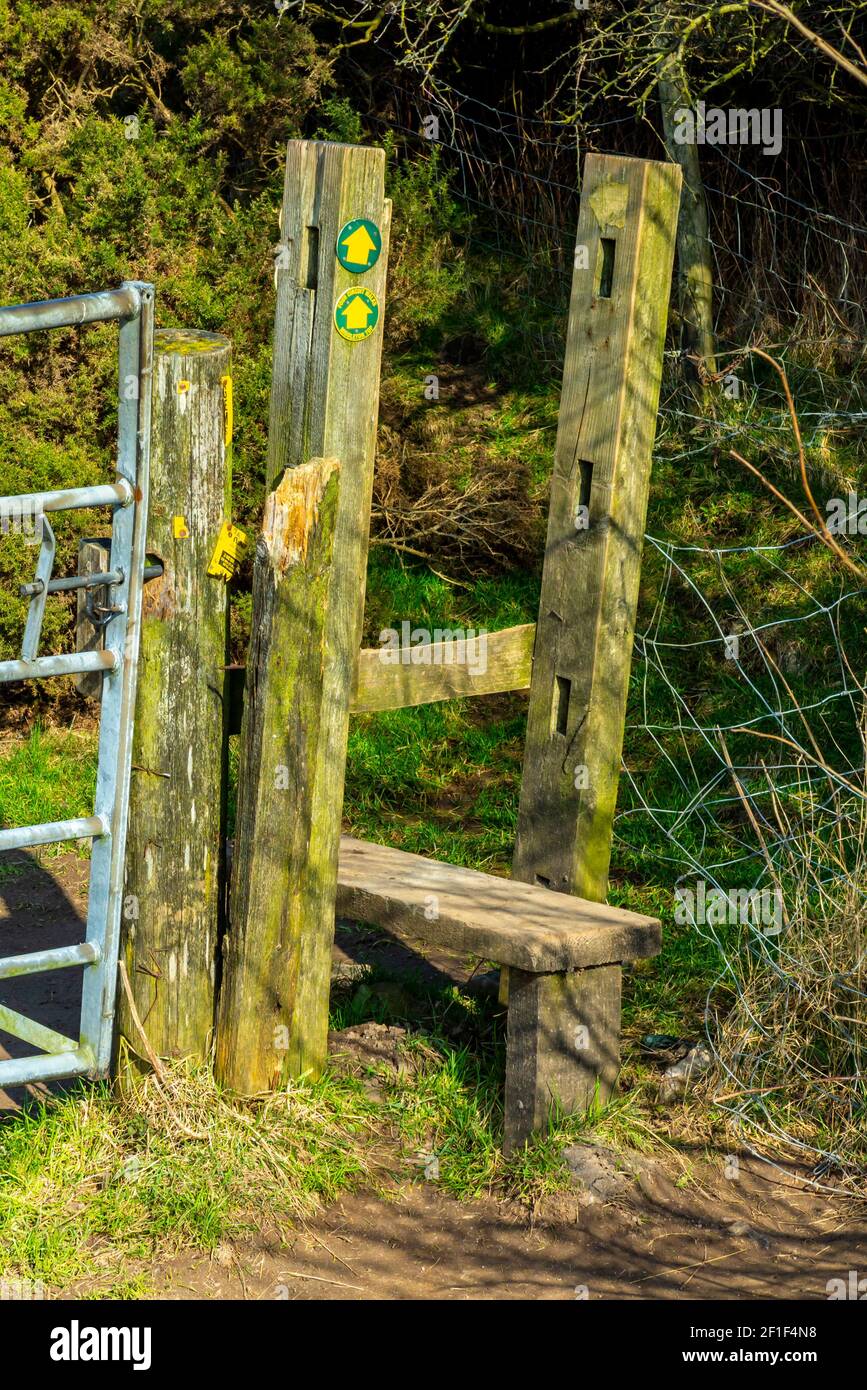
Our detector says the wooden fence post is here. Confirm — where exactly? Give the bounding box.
[505,154,681,1147]
[119,329,232,1067]
[215,458,340,1089]
[215,140,390,1090]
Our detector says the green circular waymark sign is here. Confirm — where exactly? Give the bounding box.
[336,218,382,273]
[334,287,379,342]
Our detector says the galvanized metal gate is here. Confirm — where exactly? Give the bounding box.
[0,283,154,1089]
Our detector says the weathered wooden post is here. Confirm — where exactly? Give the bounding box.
[215,141,390,1091]
[119,329,232,1066]
[505,154,681,1149]
[215,458,340,1087]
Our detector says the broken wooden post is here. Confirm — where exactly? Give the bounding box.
[215,459,341,1089]
[119,329,232,1067]
[215,139,390,1091]
[505,153,681,1150]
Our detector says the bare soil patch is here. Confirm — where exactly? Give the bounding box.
[146,1163,867,1301]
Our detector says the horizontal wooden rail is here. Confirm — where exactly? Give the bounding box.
[226,621,536,732]
[353,621,535,713]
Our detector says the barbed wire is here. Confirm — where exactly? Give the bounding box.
[369,70,867,363]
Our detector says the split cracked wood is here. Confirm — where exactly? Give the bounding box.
[215,458,341,1090]
[120,329,232,1067]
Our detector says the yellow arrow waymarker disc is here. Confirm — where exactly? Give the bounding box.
[334,287,380,342]
[336,218,382,273]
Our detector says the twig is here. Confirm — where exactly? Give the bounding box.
[118,959,167,1085]
[305,1230,360,1276]
[729,727,864,799]
[750,0,867,90]
[117,962,209,1142]
[279,1271,365,1291]
[729,448,865,581]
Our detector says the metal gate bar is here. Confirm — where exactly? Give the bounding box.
[0,280,154,1090]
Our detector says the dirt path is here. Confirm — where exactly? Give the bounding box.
[149,1167,867,1301]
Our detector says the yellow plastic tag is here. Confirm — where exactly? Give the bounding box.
[207,520,247,581]
[172,515,190,539]
[221,374,233,447]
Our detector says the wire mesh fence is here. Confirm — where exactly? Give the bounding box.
[622,530,866,1187]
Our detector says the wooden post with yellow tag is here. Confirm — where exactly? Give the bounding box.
[119,328,235,1077]
[215,140,390,1093]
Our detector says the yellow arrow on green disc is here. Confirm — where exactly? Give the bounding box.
[336,218,382,273]
[334,287,380,342]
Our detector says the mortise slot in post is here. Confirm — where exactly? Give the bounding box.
[303,226,319,289]
[553,674,571,736]
[578,459,593,510]
[596,238,616,298]
[570,461,594,537]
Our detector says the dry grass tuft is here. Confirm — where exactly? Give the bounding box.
[711,706,867,1186]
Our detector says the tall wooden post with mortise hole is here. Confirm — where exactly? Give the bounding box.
[215,141,391,1091]
[505,154,681,1149]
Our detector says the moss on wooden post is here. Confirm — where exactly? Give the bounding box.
[513,155,681,906]
[504,156,680,1146]
[215,139,390,1093]
[119,329,231,1067]
[215,459,341,1090]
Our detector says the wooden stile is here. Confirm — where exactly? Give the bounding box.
[211,144,677,1152]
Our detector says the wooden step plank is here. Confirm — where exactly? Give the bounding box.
[336,836,660,973]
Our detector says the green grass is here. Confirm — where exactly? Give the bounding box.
[0,1059,381,1296]
[347,549,535,867]
[0,725,97,856]
[361,546,539,644]
[0,967,679,1296]
[345,698,525,870]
